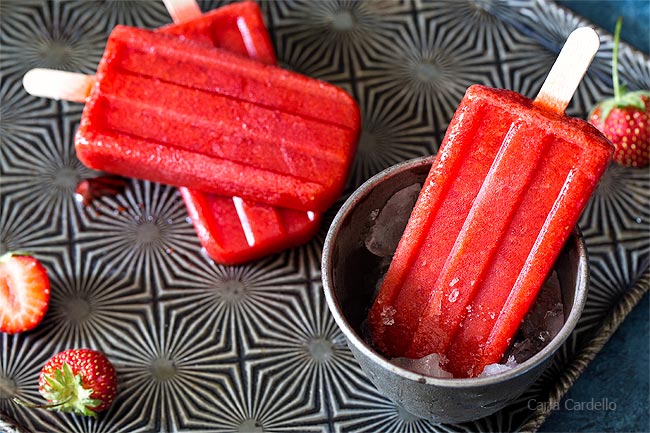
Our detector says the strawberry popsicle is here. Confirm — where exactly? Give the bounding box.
[182,190,321,264]
[368,28,614,377]
[74,25,360,213]
[158,1,275,60]
[159,1,322,264]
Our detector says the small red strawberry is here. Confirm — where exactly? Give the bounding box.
[0,252,50,334]
[36,349,118,417]
[588,17,649,167]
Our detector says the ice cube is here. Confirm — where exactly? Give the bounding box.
[506,271,564,363]
[365,183,422,257]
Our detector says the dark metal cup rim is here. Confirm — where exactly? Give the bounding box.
[322,156,589,388]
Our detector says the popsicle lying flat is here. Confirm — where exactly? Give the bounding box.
[181,190,321,264]
[23,1,325,265]
[159,1,322,264]
[74,25,360,212]
[368,28,613,377]
[158,0,275,59]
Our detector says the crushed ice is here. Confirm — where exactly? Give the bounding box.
[381,306,397,326]
[392,353,454,379]
[388,271,564,379]
[479,356,518,377]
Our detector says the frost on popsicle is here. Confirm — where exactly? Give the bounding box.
[362,183,566,379]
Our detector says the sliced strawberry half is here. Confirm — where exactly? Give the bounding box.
[0,252,51,334]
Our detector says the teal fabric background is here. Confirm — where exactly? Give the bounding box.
[557,0,650,53]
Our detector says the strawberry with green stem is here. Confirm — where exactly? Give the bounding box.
[589,17,649,167]
[14,348,118,417]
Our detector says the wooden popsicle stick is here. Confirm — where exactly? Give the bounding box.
[534,27,600,114]
[22,69,94,102]
[22,0,200,102]
[162,0,202,23]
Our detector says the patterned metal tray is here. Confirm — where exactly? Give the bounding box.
[1,1,648,432]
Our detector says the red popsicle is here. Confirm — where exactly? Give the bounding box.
[73,26,360,212]
[158,1,275,59]
[367,28,614,377]
[159,1,322,264]
[181,190,320,264]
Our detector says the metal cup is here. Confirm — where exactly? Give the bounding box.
[322,156,589,423]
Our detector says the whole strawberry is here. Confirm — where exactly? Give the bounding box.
[0,252,50,334]
[589,18,649,167]
[37,349,117,417]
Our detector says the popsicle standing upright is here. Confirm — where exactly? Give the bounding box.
[368,27,614,378]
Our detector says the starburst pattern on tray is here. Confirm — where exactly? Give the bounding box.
[350,99,434,188]
[358,6,498,126]
[0,84,99,243]
[159,256,310,347]
[34,254,154,350]
[241,280,367,415]
[106,314,241,431]
[0,0,107,77]
[1,198,68,253]
[0,76,57,142]
[415,0,508,84]
[0,0,648,432]
[498,32,553,98]
[577,165,650,331]
[580,165,650,245]
[267,0,412,82]
[63,0,172,30]
[492,0,616,117]
[74,180,200,290]
[1,82,83,202]
[0,337,55,431]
